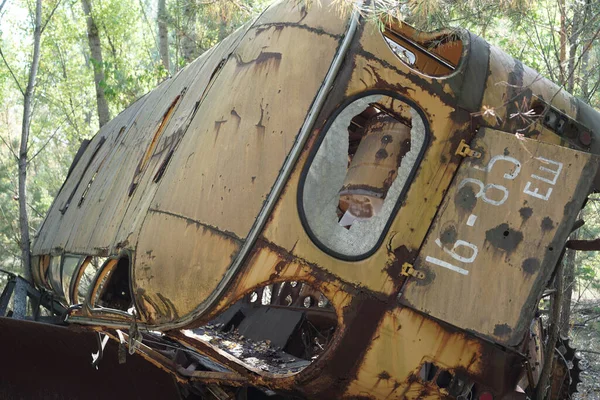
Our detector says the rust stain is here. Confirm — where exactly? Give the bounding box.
[485,223,523,253]
[256,102,266,135]
[214,119,227,141]
[454,185,477,213]
[522,258,540,275]
[384,245,417,290]
[254,22,343,40]
[519,206,533,221]
[235,51,282,69]
[541,216,555,231]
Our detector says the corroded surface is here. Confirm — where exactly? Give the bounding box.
[29,0,600,398]
[400,128,599,345]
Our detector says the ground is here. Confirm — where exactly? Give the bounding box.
[572,300,600,400]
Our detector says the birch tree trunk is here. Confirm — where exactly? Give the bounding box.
[559,0,567,85]
[581,38,591,100]
[81,0,110,127]
[157,0,170,73]
[580,0,593,101]
[18,0,44,283]
[566,3,581,93]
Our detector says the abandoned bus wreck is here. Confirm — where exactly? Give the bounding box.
[2,0,600,398]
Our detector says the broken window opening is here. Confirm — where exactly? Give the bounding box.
[61,255,84,305]
[153,149,174,183]
[182,281,336,375]
[301,94,427,258]
[60,137,106,213]
[384,38,416,66]
[382,23,463,77]
[418,361,473,397]
[91,256,133,312]
[129,91,185,196]
[48,255,64,299]
[73,256,106,305]
[420,362,438,382]
[35,255,51,290]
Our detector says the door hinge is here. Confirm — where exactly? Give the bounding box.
[401,263,425,280]
[455,139,482,158]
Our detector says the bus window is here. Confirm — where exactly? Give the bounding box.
[383,22,463,77]
[300,94,427,258]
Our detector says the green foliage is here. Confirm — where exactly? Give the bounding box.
[0,0,272,274]
[573,199,600,297]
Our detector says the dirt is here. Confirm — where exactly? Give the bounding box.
[571,301,600,400]
[182,324,311,374]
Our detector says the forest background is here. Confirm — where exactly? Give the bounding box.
[1,0,600,387]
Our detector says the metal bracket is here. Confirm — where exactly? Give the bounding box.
[455,139,482,158]
[401,263,425,280]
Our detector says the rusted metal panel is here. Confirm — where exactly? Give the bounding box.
[343,307,485,399]
[255,0,347,35]
[109,28,250,252]
[72,56,203,254]
[131,10,347,325]
[86,64,198,252]
[147,17,346,240]
[31,22,249,258]
[60,92,160,253]
[31,100,145,255]
[27,0,600,397]
[400,128,599,345]
[480,46,577,126]
[134,210,241,324]
[260,13,470,295]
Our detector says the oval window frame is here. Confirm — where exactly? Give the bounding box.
[85,251,138,319]
[297,91,431,261]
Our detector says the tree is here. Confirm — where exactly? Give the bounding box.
[180,0,197,64]
[158,0,170,73]
[81,0,110,127]
[0,0,61,282]
[0,0,271,282]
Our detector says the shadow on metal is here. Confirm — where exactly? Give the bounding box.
[0,317,179,399]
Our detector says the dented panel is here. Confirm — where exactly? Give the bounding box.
[133,6,348,325]
[400,128,599,345]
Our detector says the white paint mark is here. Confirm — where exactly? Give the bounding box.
[458,178,509,206]
[532,157,563,184]
[523,181,552,201]
[425,256,469,275]
[435,238,479,263]
[467,214,478,226]
[473,155,522,179]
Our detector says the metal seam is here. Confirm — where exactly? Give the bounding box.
[154,8,361,331]
[68,8,361,332]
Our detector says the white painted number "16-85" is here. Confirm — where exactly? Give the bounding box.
[424,154,564,276]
